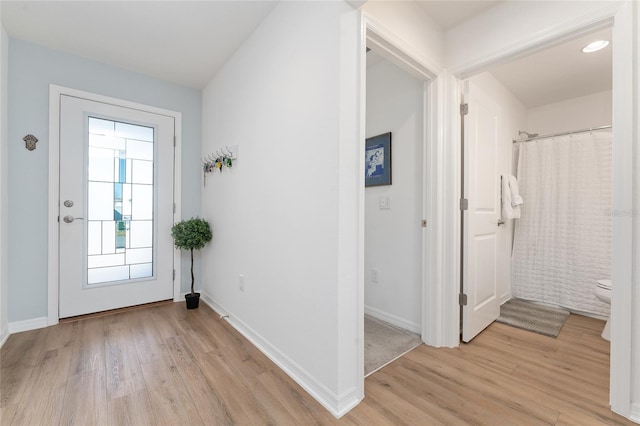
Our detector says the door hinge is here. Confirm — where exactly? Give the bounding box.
[173,136,176,147]
[173,203,176,213]
[460,198,468,211]
[459,293,468,306]
[460,103,469,116]
[173,269,176,281]
[421,219,427,228]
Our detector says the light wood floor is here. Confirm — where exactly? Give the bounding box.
[0,302,634,425]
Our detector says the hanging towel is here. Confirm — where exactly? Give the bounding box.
[502,175,521,219]
[509,175,523,207]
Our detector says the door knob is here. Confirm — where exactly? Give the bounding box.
[63,215,84,223]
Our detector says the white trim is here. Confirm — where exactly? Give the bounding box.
[8,317,48,334]
[173,119,183,302]
[447,1,634,420]
[629,403,640,423]
[199,292,361,419]
[365,305,421,334]
[0,330,9,349]
[363,14,442,80]
[609,1,635,419]
[48,85,182,324]
[423,70,461,349]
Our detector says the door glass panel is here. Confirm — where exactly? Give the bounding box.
[131,184,153,220]
[87,117,154,285]
[129,220,153,248]
[88,182,114,220]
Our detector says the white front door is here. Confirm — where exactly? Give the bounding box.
[58,95,175,318]
[461,80,501,342]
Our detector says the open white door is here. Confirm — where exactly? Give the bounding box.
[461,80,501,342]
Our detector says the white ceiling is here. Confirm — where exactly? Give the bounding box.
[486,27,612,108]
[1,1,277,89]
[3,0,612,106]
[417,0,502,30]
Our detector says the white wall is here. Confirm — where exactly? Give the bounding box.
[364,56,422,332]
[526,90,612,135]
[7,39,202,323]
[631,1,640,417]
[0,19,8,346]
[362,0,444,71]
[468,72,526,304]
[201,1,361,416]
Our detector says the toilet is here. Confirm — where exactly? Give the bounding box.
[594,279,612,341]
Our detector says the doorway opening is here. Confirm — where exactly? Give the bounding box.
[459,25,613,342]
[363,46,425,376]
[358,14,442,391]
[453,8,636,418]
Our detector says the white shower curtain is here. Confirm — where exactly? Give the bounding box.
[511,131,612,316]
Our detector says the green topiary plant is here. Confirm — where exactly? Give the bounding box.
[171,218,212,297]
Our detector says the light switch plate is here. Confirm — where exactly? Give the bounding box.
[379,196,390,209]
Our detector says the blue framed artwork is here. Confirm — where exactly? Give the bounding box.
[365,132,392,187]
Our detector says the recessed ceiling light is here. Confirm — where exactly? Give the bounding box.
[582,40,610,53]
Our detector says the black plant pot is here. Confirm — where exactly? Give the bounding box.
[185,292,200,309]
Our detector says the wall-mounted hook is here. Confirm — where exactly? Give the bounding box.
[23,134,38,151]
[202,145,239,185]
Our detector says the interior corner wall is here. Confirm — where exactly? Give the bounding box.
[7,39,202,323]
[526,90,612,135]
[467,71,526,303]
[364,57,422,332]
[200,1,360,415]
[0,21,9,344]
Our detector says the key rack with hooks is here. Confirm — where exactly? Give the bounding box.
[202,145,238,186]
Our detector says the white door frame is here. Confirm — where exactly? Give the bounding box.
[47,85,182,325]
[446,2,636,419]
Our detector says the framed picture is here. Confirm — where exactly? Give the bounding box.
[365,132,392,187]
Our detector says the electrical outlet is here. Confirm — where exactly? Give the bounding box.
[371,268,379,283]
[239,274,245,291]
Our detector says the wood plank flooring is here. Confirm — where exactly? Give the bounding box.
[0,302,634,425]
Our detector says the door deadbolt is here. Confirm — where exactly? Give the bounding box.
[63,200,74,208]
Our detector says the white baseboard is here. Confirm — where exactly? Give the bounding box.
[364,305,421,334]
[9,316,48,334]
[629,402,640,423]
[0,329,9,349]
[199,292,362,418]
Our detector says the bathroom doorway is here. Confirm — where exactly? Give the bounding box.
[460,26,614,342]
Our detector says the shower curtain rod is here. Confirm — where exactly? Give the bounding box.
[512,124,612,143]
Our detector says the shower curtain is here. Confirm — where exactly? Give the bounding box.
[511,131,612,316]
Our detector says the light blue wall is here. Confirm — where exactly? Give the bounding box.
[7,39,202,322]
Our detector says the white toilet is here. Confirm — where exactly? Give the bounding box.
[595,279,612,341]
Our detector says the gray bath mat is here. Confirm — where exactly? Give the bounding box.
[496,298,570,337]
[365,315,422,376]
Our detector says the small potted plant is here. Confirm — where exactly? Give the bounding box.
[171,217,212,309]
